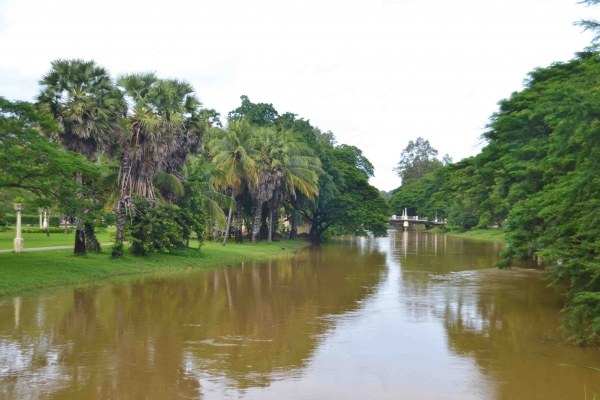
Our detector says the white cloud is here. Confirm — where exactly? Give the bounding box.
[0,0,595,190]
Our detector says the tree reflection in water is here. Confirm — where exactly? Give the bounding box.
[0,245,386,399]
[391,230,600,400]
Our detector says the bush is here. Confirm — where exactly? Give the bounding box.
[21,227,73,234]
[128,196,187,256]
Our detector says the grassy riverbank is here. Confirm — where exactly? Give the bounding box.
[0,239,310,298]
[0,227,115,249]
[430,227,506,242]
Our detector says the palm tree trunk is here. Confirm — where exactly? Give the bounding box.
[272,205,281,242]
[85,221,101,252]
[251,197,263,243]
[74,217,86,256]
[74,173,86,256]
[222,189,236,246]
[268,206,273,244]
[235,197,243,243]
[215,223,221,241]
[290,215,298,239]
[112,198,126,258]
[113,153,132,258]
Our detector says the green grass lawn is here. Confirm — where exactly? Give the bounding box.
[0,227,115,250]
[442,228,505,242]
[0,238,310,297]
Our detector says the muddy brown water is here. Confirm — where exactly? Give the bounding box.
[1,230,600,399]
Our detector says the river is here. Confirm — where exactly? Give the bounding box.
[1,230,599,399]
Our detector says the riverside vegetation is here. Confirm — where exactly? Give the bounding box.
[389,47,600,345]
[0,60,388,295]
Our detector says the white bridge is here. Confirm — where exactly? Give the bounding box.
[389,208,447,230]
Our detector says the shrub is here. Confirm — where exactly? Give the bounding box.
[128,196,187,256]
[21,227,73,234]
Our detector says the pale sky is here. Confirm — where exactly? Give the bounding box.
[0,0,596,191]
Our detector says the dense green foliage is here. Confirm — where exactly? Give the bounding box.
[1,60,387,260]
[0,97,100,209]
[389,51,600,344]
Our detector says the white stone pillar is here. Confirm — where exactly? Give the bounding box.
[43,211,48,229]
[39,211,43,229]
[14,205,24,252]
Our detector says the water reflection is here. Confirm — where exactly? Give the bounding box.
[1,232,600,399]
[0,247,386,399]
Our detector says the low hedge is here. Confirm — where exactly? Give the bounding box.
[5,215,62,227]
[21,227,73,234]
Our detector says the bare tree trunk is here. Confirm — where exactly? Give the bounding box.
[235,197,243,243]
[222,189,236,246]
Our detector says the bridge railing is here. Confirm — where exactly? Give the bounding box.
[390,215,447,223]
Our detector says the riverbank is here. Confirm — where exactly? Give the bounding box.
[0,238,311,298]
[429,227,506,242]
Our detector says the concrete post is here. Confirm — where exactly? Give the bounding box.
[403,220,409,231]
[14,204,24,252]
[43,211,48,229]
[39,210,43,228]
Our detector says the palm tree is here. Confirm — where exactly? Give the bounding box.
[37,59,123,254]
[250,127,321,243]
[184,156,234,240]
[112,74,206,257]
[208,119,258,246]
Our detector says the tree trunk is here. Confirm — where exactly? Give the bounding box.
[222,189,236,246]
[207,218,213,241]
[268,206,273,244]
[46,213,50,237]
[74,217,86,256]
[112,199,126,258]
[235,197,243,243]
[214,223,221,241]
[84,221,101,252]
[272,206,280,242]
[64,216,69,234]
[290,215,298,239]
[244,217,252,239]
[251,197,263,243]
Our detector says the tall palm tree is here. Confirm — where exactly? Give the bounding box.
[184,155,234,239]
[208,119,258,246]
[250,127,321,243]
[112,74,206,257]
[37,59,123,254]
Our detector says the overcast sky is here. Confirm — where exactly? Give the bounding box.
[0,0,596,190]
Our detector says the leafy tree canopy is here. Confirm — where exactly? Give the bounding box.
[0,97,101,211]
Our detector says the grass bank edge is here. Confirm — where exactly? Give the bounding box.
[0,238,311,298]
[428,227,506,242]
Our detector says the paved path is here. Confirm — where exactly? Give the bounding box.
[0,242,113,253]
